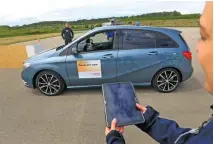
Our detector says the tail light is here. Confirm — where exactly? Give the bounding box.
[182,51,192,60]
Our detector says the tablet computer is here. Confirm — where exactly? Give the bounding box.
[102,82,145,127]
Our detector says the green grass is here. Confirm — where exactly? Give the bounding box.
[0,26,88,38]
[0,31,86,45]
[128,19,199,27]
[0,19,199,39]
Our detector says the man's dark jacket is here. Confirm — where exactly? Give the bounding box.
[61,27,74,41]
[106,106,213,144]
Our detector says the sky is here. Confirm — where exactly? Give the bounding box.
[0,0,205,26]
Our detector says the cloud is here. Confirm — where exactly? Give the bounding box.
[13,17,40,26]
[0,0,205,26]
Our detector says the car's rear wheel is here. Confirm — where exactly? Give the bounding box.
[36,70,65,96]
[152,68,180,93]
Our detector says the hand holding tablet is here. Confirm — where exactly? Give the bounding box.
[102,82,145,127]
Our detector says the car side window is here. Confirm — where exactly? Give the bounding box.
[156,32,179,48]
[122,30,156,49]
[61,43,78,56]
[77,30,116,53]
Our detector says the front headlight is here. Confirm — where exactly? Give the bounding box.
[23,63,31,69]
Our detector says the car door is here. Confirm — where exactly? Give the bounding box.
[117,29,167,84]
[65,30,119,86]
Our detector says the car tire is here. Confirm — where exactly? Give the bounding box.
[36,70,65,96]
[152,68,181,93]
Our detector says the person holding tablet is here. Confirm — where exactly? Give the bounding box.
[105,2,213,144]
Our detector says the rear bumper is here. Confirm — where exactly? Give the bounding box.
[181,65,193,82]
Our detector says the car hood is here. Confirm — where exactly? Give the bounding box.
[25,48,56,62]
[24,45,65,63]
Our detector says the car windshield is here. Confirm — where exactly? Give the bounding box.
[79,29,93,38]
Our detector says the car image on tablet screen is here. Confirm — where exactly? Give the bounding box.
[21,25,193,96]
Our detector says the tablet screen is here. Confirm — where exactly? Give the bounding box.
[102,82,145,127]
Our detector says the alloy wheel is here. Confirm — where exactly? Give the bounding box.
[156,70,179,92]
[38,74,61,95]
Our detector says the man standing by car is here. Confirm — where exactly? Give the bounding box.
[61,22,74,45]
[105,1,213,144]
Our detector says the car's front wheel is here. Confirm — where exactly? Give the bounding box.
[152,68,181,93]
[36,70,65,96]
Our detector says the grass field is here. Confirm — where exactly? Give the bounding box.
[130,19,199,27]
[0,31,86,45]
[0,18,199,45]
[0,33,60,45]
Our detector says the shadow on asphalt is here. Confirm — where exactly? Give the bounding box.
[30,76,202,97]
[176,76,203,92]
[61,76,202,96]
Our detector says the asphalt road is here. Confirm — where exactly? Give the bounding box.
[0,27,212,144]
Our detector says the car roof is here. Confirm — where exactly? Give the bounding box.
[92,25,181,34]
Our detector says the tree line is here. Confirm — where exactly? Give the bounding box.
[0,11,200,38]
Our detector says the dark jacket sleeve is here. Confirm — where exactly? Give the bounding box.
[106,130,125,144]
[136,106,191,144]
[70,29,74,38]
[61,28,65,39]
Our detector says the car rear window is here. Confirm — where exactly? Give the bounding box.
[156,32,179,48]
[121,30,179,49]
[179,34,189,47]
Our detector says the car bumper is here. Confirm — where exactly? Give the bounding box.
[182,66,194,82]
[23,80,30,87]
[21,68,35,89]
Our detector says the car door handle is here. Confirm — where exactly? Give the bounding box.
[148,51,158,55]
[102,54,114,59]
